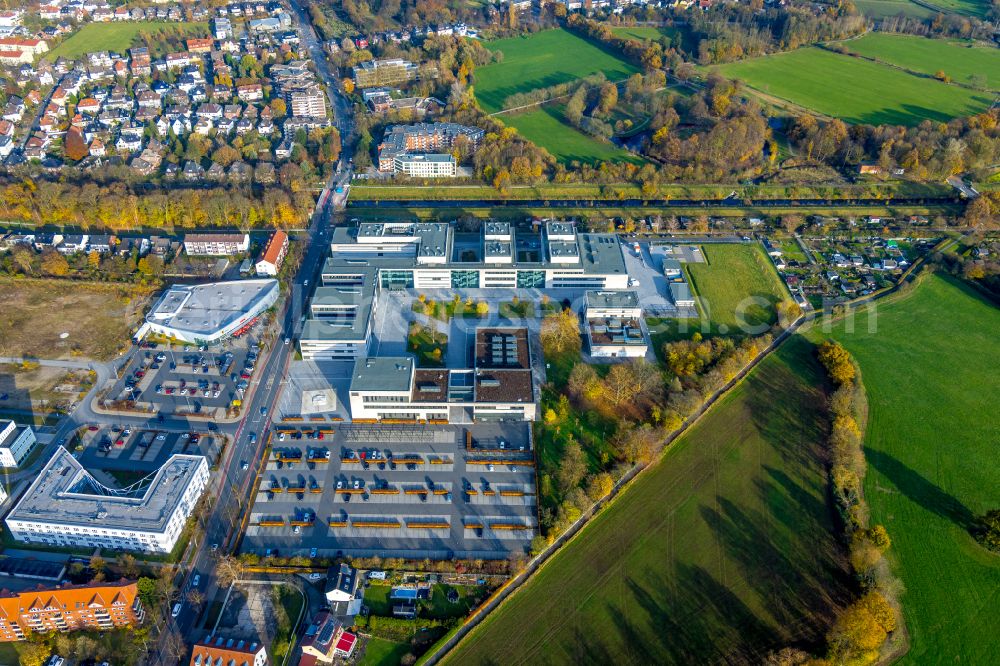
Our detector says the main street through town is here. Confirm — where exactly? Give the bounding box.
[134,4,356,657]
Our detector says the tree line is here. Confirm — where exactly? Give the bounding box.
[0,179,313,230]
[533,307,782,547]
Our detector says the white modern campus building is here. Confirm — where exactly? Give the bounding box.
[298,221,629,360]
[584,290,649,358]
[348,328,537,423]
[5,447,209,553]
[134,279,279,344]
[0,420,36,468]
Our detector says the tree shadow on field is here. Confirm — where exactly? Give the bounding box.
[700,497,850,651]
[606,567,776,664]
[868,450,975,530]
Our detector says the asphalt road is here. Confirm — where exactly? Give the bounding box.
[159,3,357,651]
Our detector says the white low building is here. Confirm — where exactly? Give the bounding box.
[134,279,279,344]
[0,420,36,468]
[5,447,209,554]
[585,290,648,358]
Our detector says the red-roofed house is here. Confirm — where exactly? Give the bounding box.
[255,229,288,276]
[334,632,357,658]
[299,612,347,663]
[189,635,268,666]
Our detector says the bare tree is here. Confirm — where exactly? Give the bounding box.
[162,629,188,664]
[215,555,245,588]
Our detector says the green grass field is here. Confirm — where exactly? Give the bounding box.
[47,21,208,60]
[713,47,993,125]
[475,28,639,112]
[442,336,851,665]
[610,25,692,51]
[820,275,1000,664]
[502,104,643,164]
[925,0,990,16]
[360,637,410,666]
[853,0,937,18]
[684,243,789,335]
[842,34,1000,91]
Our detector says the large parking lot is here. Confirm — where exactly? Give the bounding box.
[107,336,263,418]
[242,423,537,559]
[76,425,222,476]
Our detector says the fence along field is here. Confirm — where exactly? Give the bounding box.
[712,46,993,126]
[823,274,1000,664]
[442,336,852,665]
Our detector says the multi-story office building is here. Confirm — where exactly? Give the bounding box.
[351,59,417,88]
[6,447,209,554]
[0,581,144,642]
[298,220,628,360]
[0,420,35,468]
[584,290,649,358]
[347,327,537,423]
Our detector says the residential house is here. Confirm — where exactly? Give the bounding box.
[189,636,267,666]
[254,229,288,276]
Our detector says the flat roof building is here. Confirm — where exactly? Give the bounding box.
[299,221,628,360]
[184,232,250,256]
[5,446,209,554]
[348,327,536,423]
[135,279,279,344]
[0,420,35,468]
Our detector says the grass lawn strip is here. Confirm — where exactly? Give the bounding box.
[712,47,992,125]
[442,336,851,665]
[476,28,639,112]
[821,274,1000,664]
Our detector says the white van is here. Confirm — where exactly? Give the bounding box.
[171,603,182,618]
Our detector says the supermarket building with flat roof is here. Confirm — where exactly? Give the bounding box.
[135,279,278,344]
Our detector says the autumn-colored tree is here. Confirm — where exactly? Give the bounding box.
[65,127,90,161]
[270,97,287,118]
[555,436,587,495]
[827,591,896,659]
[15,643,51,666]
[817,341,855,386]
[585,472,614,502]
[540,309,581,356]
[41,250,70,276]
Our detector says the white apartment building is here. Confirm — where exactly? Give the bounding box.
[0,420,35,468]
[393,153,456,178]
[184,233,250,256]
[289,86,326,118]
[5,447,209,554]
